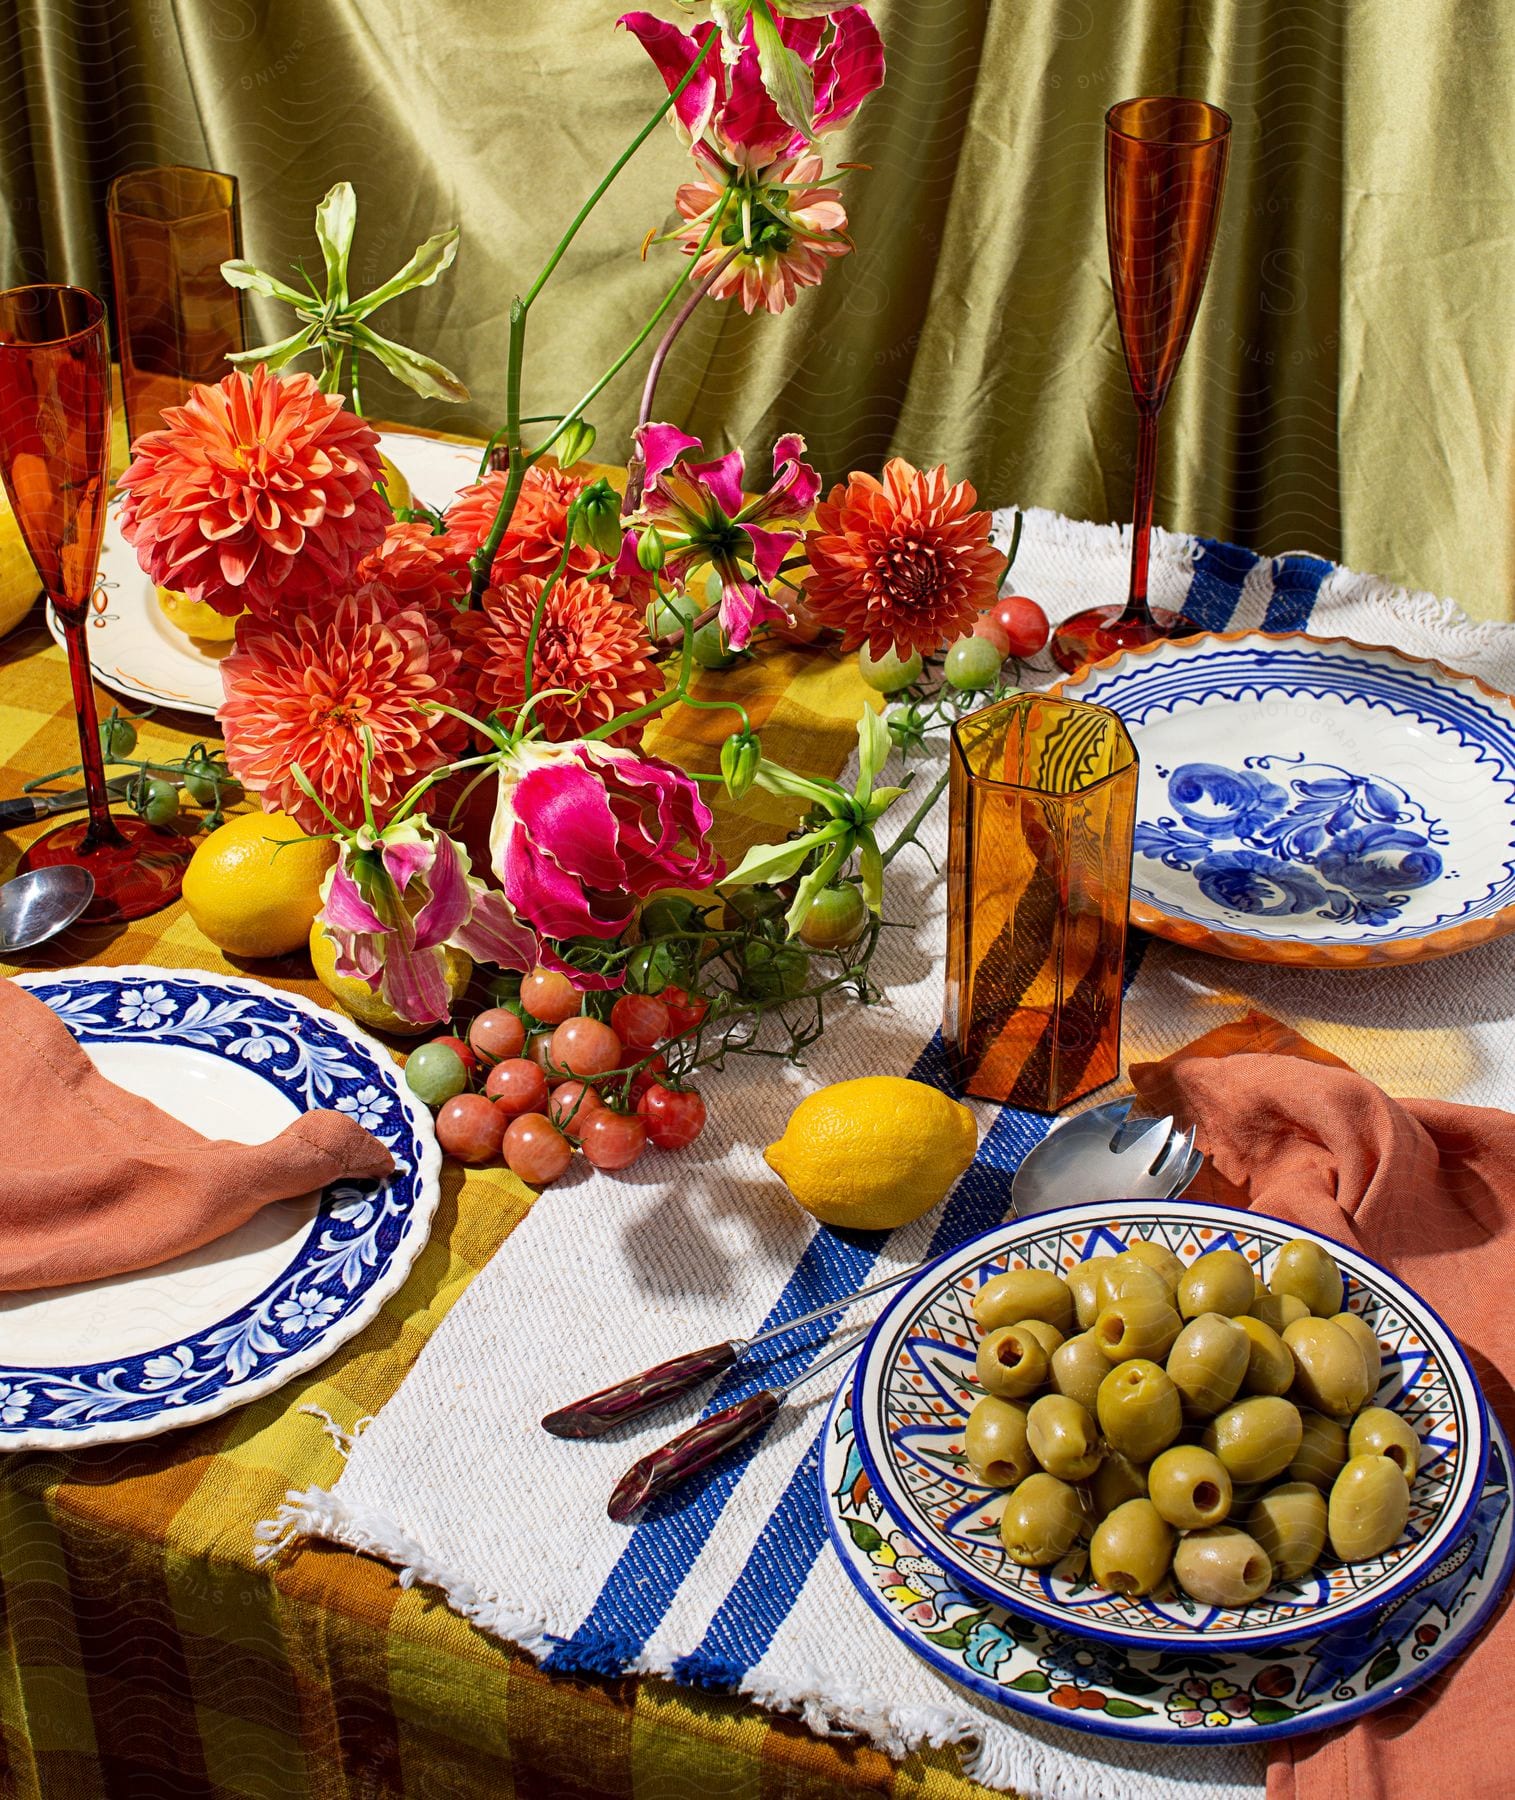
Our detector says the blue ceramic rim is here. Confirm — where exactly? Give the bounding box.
[851,1198,1491,1655]
[824,1375,1514,1747]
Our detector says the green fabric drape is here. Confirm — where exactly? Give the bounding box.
[1,1,1511,617]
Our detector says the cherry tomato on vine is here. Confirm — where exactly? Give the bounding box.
[628,1055,668,1104]
[550,1016,623,1079]
[661,986,708,1035]
[610,993,670,1051]
[797,884,868,951]
[503,1113,574,1183]
[986,594,1050,659]
[431,1033,478,1079]
[469,1007,527,1064]
[137,779,180,826]
[435,1093,505,1164]
[548,1079,606,1138]
[521,967,582,1025]
[484,1057,549,1117]
[637,1083,707,1151]
[580,1108,648,1170]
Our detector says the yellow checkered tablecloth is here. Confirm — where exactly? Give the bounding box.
[0,431,1007,1799]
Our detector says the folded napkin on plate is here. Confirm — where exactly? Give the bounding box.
[0,978,394,1291]
[1131,1011,1515,1800]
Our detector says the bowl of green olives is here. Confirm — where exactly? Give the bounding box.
[849,1199,1488,1651]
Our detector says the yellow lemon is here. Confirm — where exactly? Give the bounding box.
[378,452,412,513]
[0,482,39,639]
[764,1076,978,1231]
[155,586,241,643]
[309,919,470,1036]
[181,811,335,959]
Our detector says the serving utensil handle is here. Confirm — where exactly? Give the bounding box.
[542,1341,739,1439]
[607,1390,780,1522]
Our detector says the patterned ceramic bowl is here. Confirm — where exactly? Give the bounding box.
[850,1199,1489,1652]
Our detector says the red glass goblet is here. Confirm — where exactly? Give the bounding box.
[1051,97,1232,675]
[0,285,192,921]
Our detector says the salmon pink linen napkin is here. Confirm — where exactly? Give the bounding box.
[1130,1010,1514,1800]
[0,978,394,1291]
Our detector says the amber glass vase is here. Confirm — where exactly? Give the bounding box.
[944,692,1138,1113]
[108,166,244,444]
[1051,97,1232,675]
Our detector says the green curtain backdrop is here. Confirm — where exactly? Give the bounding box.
[1,0,1511,617]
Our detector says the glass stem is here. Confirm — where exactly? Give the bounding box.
[1119,404,1161,626]
[59,613,125,850]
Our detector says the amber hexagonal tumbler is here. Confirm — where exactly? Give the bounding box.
[944,693,1138,1113]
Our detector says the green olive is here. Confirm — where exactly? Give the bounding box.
[1331,1311,1381,1399]
[1166,1312,1249,1418]
[1172,1526,1274,1606]
[1068,1257,1117,1331]
[972,1269,1075,1334]
[976,1325,1050,1399]
[1250,1291,1310,1335]
[1329,1453,1410,1562]
[1203,1396,1304,1484]
[1096,1359,1183,1462]
[1269,1238,1344,1318]
[1026,1393,1102,1482]
[1122,1238,1184,1296]
[1147,1444,1233,1529]
[1049,1331,1108,1413]
[1348,1406,1421,1479]
[1090,1499,1174,1598]
[999,1471,1086,1567]
[1098,1254,1174,1311]
[1234,1314,1296,1396]
[964,1396,1034,1488]
[1177,1249,1257,1320]
[1090,1449,1149,1520]
[1283,1318,1373,1418]
[1093,1294,1183,1363]
[1245,1481,1328,1582]
[1287,1409,1349,1492]
[1017,1317,1066,1358]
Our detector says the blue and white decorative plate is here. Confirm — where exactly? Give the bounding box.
[849,1201,1489,1653]
[1054,632,1515,965]
[822,1382,1514,1745]
[0,968,440,1451]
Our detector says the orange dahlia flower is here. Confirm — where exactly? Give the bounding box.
[218,585,467,833]
[355,519,471,618]
[444,464,600,591]
[458,575,661,745]
[118,365,389,617]
[802,458,1003,659]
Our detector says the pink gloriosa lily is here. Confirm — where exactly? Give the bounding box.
[618,422,820,648]
[489,738,722,989]
[320,819,537,1026]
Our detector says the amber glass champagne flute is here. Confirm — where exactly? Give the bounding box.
[0,286,192,920]
[1051,97,1232,675]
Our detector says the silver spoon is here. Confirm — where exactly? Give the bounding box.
[1009,1096,1199,1218]
[0,865,95,952]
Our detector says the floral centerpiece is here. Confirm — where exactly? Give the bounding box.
[104,1,1045,1182]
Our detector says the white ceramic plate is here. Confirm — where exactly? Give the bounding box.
[56,432,484,719]
[2,967,440,1450]
[1054,632,1515,966]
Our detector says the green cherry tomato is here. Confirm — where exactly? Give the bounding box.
[944,634,1004,692]
[405,1041,471,1107]
[138,778,179,826]
[182,763,239,807]
[638,896,701,939]
[691,620,736,669]
[740,940,809,1000]
[649,597,698,638]
[859,644,923,693]
[797,883,868,950]
[99,715,137,759]
[625,940,682,994]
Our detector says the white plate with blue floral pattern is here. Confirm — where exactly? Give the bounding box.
[1054,632,1515,966]
[849,1201,1488,1653]
[0,967,440,1451]
[823,1382,1514,1745]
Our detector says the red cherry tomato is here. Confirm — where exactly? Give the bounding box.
[580,1109,648,1170]
[484,1057,550,1117]
[520,967,583,1026]
[987,594,1050,659]
[548,1079,606,1138]
[768,594,826,646]
[431,1033,478,1079]
[661,986,708,1036]
[550,1016,623,1079]
[628,1055,668,1104]
[502,1112,574,1183]
[971,615,1012,658]
[435,1093,506,1164]
[526,1032,562,1079]
[610,993,671,1052]
[636,1083,707,1151]
[468,1007,527,1064]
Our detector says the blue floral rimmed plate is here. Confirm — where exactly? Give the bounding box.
[1,967,440,1451]
[849,1201,1488,1653]
[1053,632,1515,966]
[821,1381,1514,1746]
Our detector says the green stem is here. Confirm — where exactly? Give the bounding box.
[584,618,698,741]
[880,768,949,866]
[469,296,531,607]
[680,692,752,736]
[518,520,580,718]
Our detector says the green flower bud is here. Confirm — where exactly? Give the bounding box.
[720,730,762,801]
[636,527,667,573]
[573,477,624,560]
[551,417,597,470]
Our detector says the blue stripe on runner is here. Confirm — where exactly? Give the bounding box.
[1183,536,1260,632]
[1262,554,1331,633]
[672,936,1154,1687]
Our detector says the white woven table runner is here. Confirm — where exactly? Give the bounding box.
[263,511,1515,1800]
